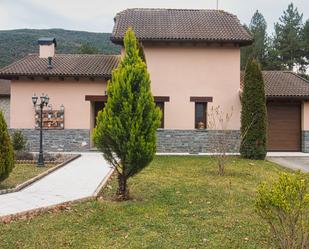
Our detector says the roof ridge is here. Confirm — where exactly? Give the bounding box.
[120,8,236,17]
[285,71,309,84]
[123,8,228,12]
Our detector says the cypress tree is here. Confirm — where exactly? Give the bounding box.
[0,111,14,182]
[240,59,267,160]
[93,28,161,200]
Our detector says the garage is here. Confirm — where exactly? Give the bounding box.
[267,102,301,151]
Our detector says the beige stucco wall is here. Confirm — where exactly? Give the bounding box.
[144,44,241,130]
[302,101,309,130]
[0,97,10,127]
[10,78,107,129]
[39,44,55,58]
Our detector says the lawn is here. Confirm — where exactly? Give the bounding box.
[0,156,288,249]
[0,164,54,190]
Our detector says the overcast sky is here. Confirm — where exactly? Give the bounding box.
[0,0,308,34]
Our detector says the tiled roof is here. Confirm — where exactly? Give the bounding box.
[111,8,253,45]
[0,80,10,96]
[0,54,120,79]
[240,71,309,98]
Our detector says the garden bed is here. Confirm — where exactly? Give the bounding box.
[0,156,289,249]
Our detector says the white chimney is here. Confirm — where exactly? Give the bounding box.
[38,38,57,58]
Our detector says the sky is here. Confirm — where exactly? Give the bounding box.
[0,0,308,34]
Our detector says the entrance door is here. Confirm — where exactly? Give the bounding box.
[94,101,105,127]
[267,102,301,151]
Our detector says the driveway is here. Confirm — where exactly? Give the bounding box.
[0,153,113,218]
[267,156,309,173]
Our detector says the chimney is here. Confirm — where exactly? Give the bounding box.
[38,37,57,59]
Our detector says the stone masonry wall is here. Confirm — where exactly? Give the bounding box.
[302,131,309,153]
[9,128,240,153]
[9,129,90,152]
[0,97,10,127]
[157,129,240,153]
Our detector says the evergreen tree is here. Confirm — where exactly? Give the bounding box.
[273,3,305,71]
[78,43,99,54]
[241,11,268,69]
[93,28,161,200]
[240,59,267,160]
[302,20,309,67]
[263,39,285,70]
[0,111,14,182]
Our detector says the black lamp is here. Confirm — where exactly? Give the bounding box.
[32,93,49,167]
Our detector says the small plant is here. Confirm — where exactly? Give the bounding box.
[11,130,27,151]
[255,172,309,249]
[0,111,14,182]
[207,105,233,176]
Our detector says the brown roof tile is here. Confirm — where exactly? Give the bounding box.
[0,80,10,96]
[111,8,253,45]
[0,54,120,79]
[240,71,309,98]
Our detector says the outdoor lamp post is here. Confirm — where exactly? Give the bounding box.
[32,93,49,167]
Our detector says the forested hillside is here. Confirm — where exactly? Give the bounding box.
[0,29,120,68]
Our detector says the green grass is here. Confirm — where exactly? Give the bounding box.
[0,164,54,190]
[0,156,288,249]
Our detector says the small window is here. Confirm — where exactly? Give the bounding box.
[155,102,164,128]
[195,102,207,129]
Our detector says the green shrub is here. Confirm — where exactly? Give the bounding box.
[93,28,161,200]
[255,172,309,249]
[0,111,14,182]
[11,130,27,151]
[240,59,267,159]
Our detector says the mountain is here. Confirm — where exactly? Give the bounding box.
[0,29,120,68]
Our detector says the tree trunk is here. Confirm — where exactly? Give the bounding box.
[116,174,129,201]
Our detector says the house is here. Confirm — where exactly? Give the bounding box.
[0,38,120,151]
[0,8,309,153]
[0,79,10,126]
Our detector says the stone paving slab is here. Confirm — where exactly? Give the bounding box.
[0,153,112,217]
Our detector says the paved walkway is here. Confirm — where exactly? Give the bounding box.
[0,153,112,218]
[267,156,309,173]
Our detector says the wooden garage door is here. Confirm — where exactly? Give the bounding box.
[267,102,301,151]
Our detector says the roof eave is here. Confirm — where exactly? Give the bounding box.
[0,73,112,80]
[110,36,253,46]
[267,96,309,101]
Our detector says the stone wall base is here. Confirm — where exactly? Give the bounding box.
[9,129,241,153]
[302,131,309,153]
[157,129,240,153]
[9,129,90,152]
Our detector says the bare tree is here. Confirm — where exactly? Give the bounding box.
[207,106,233,176]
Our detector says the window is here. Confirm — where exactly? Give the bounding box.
[190,96,212,129]
[195,102,207,129]
[155,102,164,128]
